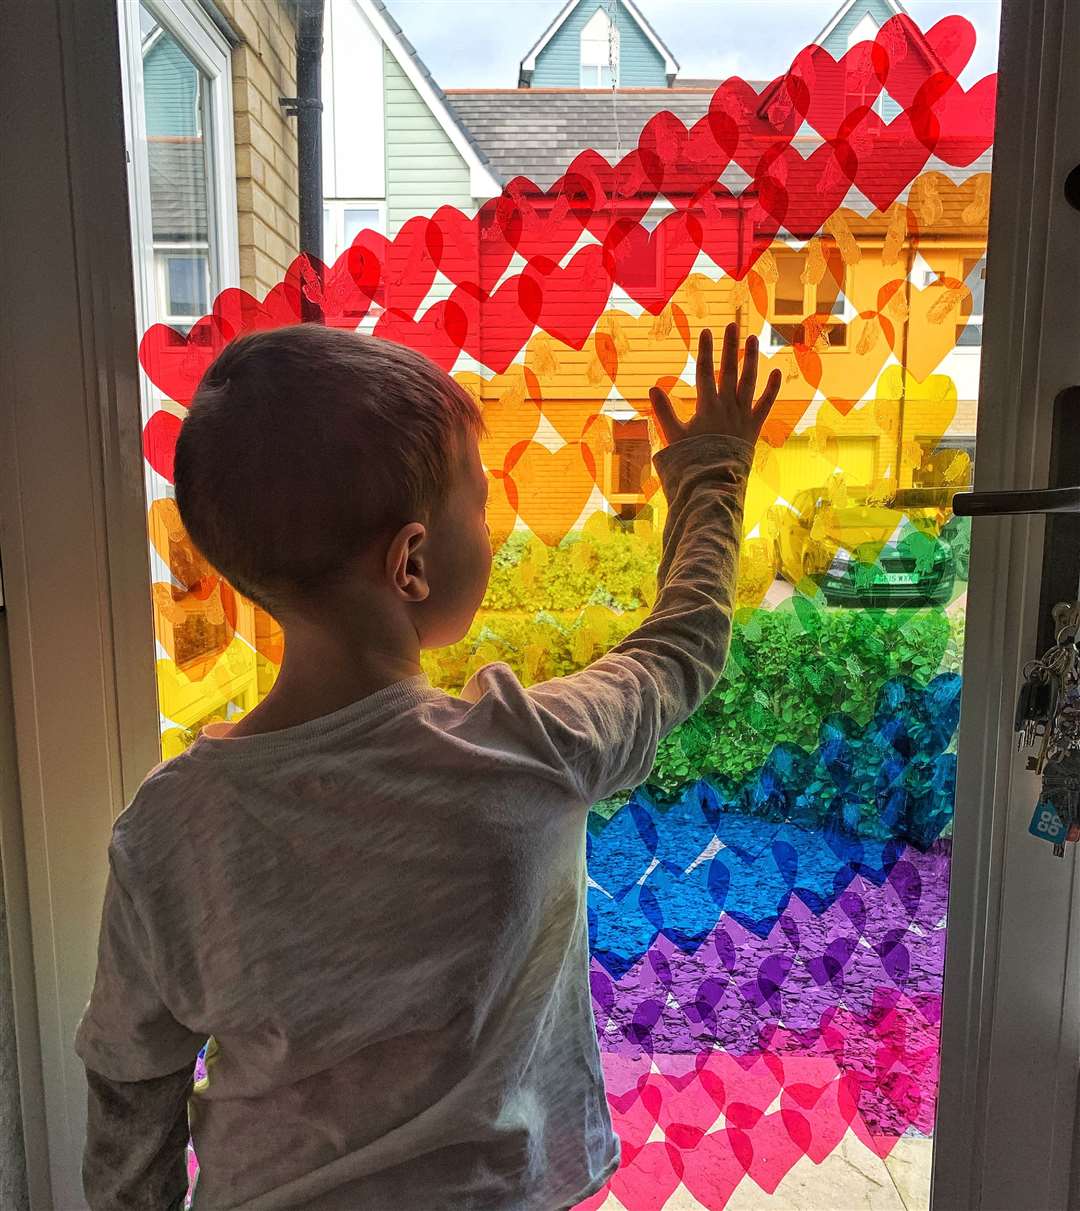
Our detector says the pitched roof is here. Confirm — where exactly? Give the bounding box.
[519,0,679,87]
[756,0,946,116]
[812,0,909,48]
[363,0,503,196]
[445,88,735,187]
[148,139,208,241]
[445,86,992,232]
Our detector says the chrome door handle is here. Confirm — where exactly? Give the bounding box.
[952,486,1080,517]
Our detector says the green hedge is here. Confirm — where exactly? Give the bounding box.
[482,528,661,613]
[424,590,965,815]
[421,604,648,692]
[645,604,961,801]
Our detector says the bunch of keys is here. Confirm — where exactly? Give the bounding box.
[1016,601,1080,856]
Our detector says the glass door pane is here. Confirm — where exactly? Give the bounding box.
[117,3,1003,1207]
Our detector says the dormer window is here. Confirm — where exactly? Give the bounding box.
[581,7,618,87]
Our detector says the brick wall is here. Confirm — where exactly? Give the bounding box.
[217,0,300,298]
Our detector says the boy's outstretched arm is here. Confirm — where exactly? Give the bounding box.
[466,324,781,807]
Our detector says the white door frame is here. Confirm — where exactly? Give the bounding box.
[0,0,161,1205]
[1,0,1077,1208]
[933,2,1080,1208]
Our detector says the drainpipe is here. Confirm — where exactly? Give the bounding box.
[281,0,325,321]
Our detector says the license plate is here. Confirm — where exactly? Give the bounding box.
[883,571,918,585]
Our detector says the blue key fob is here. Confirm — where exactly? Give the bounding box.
[1029,800,1068,845]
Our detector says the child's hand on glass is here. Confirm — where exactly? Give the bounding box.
[649,323,782,449]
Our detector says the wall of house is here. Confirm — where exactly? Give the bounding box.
[144,36,200,135]
[217,0,300,298]
[818,0,904,121]
[383,45,472,237]
[530,0,667,88]
[322,0,385,204]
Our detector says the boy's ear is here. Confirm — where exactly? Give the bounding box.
[387,522,430,602]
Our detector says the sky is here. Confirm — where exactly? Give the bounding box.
[382,0,1002,90]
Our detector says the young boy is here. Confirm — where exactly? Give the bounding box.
[74,321,780,1210]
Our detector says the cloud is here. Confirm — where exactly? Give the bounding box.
[382,0,1001,91]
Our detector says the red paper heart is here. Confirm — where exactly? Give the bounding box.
[138,313,230,407]
[347,215,441,320]
[841,109,934,211]
[755,139,859,238]
[503,176,590,264]
[212,287,290,339]
[285,251,377,329]
[142,409,183,482]
[930,74,997,166]
[524,245,610,349]
[258,273,305,327]
[876,14,976,110]
[373,298,467,371]
[602,212,703,314]
[714,74,803,181]
[787,40,890,142]
[638,110,737,207]
[692,180,784,280]
[558,147,663,243]
[453,275,542,375]
[432,197,518,294]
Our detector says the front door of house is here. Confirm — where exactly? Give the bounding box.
[4,1,1079,1208]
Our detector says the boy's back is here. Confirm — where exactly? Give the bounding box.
[93,667,617,1209]
[74,324,778,1210]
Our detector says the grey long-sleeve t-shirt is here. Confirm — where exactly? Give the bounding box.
[73,431,753,1210]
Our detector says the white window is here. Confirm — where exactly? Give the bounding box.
[119,0,238,346]
[156,247,211,325]
[117,0,241,674]
[581,6,618,87]
[920,257,986,347]
[322,201,386,265]
[767,243,851,349]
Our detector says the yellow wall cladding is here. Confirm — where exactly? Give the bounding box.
[217,0,300,298]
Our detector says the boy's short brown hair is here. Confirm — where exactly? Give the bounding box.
[174,324,484,616]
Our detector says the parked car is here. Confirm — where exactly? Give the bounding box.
[766,485,961,606]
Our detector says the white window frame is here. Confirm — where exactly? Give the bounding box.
[154,242,212,329]
[918,253,986,354]
[117,0,239,623]
[321,199,387,266]
[580,5,618,88]
[766,243,853,350]
[606,204,669,311]
[118,0,239,378]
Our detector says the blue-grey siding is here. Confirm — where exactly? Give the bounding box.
[531,0,667,88]
[818,0,906,121]
[144,35,200,136]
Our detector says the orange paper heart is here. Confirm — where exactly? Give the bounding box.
[504,441,599,546]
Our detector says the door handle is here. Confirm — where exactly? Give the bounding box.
[951,486,1080,516]
[951,388,1079,656]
